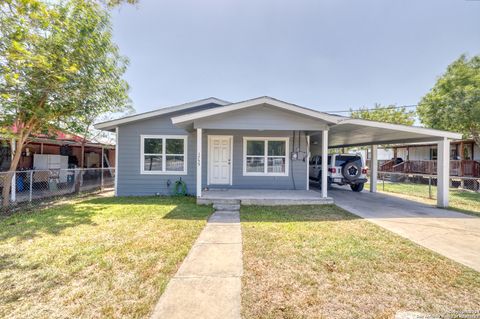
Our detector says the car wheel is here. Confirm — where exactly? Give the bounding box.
[350,183,364,192]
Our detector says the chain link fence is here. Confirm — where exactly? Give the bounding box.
[371,171,480,201]
[0,168,115,213]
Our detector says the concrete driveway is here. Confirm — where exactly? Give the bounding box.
[329,187,480,272]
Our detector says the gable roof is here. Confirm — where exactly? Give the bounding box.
[171,96,345,126]
[171,96,462,142]
[94,97,230,131]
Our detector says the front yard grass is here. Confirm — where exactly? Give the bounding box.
[369,182,480,217]
[0,196,212,319]
[241,205,480,319]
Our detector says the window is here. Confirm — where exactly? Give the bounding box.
[334,155,361,167]
[243,137,288,176]
[141,135,187,174]
[316,155,332,166]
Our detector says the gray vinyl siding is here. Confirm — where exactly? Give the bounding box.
[201,130,308,191]
[116,103,220,196]
[116,104,310,196]
[195,104,328,130]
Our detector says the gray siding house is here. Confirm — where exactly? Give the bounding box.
[95,96,461,207]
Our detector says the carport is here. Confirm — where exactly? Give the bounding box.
[309,118,462,207]
[168,96,462,207]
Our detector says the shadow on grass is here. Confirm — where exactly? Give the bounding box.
[0,195,212,243]
[81,196,212,220]
[0,203,102,242]
[240,204,360,223]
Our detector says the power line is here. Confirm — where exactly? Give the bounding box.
[324,104,418,114]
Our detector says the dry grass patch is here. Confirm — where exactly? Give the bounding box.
[0,196,212,319]
[367,182,480,217]
[241,205,480,319]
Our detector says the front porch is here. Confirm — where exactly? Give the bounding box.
[197,188,333,206]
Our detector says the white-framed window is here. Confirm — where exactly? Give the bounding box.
[140,135,187,175]
[243,137,289,176]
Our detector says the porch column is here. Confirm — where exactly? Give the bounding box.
[437,137,450,207]
[370,145,378,193]
[196,128,202,197]
[114,127,119,196]
[321,130,328,198]
[306,135,310,191]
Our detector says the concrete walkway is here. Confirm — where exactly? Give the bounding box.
[330,187,480,272]
[150,211,242,319]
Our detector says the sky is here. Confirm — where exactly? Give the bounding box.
[111,0,480,114]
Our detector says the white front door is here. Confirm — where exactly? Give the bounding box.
[208,136,232,185]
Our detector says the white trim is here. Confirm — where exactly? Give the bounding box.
[196,129,202,197]
[169,96,461,141]
[140,134,188,175]
[114,127,119,196]
[370,145,377,193]
[171,96,342,125]
[306,135,310,191]
[321,130,328,198]
[242,137,289,177]
[95,97,230,130]
[207,135,233,185]
[437,138,450,207]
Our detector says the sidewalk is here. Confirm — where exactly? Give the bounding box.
[151,211,243,319]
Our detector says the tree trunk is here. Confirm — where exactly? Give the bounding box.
[2,139,24,208]
[472,133,480,151]
[74,141,86,193]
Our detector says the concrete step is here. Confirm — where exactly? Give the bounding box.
[212,199,240,205]
[213,203,241,211]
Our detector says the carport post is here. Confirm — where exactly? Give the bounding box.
[437,138,450,208]
[321,130,328,198]
[196,128,202,198]
[370,145,377,193]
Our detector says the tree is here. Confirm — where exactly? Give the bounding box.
[0,0,130,206]
[417,55,480,148]
[350,104,416,125]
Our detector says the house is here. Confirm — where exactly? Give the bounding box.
[379,140,480,177]
[0,130,115,171]
[94,96,461,207]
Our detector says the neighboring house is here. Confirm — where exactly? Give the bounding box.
[94,96,461,207]
[379,140,480,177]
[0,130,115,171]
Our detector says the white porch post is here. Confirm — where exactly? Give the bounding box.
[437,137,450,207]
[196,128,202,197]
[114,127,119,196]
[370,145,378,193]
[306,134,310,191]
[321,130,328,198]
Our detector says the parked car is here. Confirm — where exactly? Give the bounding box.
[309,153,368,192]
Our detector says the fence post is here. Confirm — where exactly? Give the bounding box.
[29,171,33,202]
[382,173,385,191]
[428,176,432,199]
[101,169,104,191]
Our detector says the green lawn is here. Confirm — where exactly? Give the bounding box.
[0,196,212,319]
[369,182,480,217]
[241,205,480,319]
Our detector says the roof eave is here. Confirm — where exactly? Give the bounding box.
[171,96,344,125]
[94,97,230,131]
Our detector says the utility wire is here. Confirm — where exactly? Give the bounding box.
[324,104,418,114]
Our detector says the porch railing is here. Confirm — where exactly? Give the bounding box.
[377,160,480,177]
